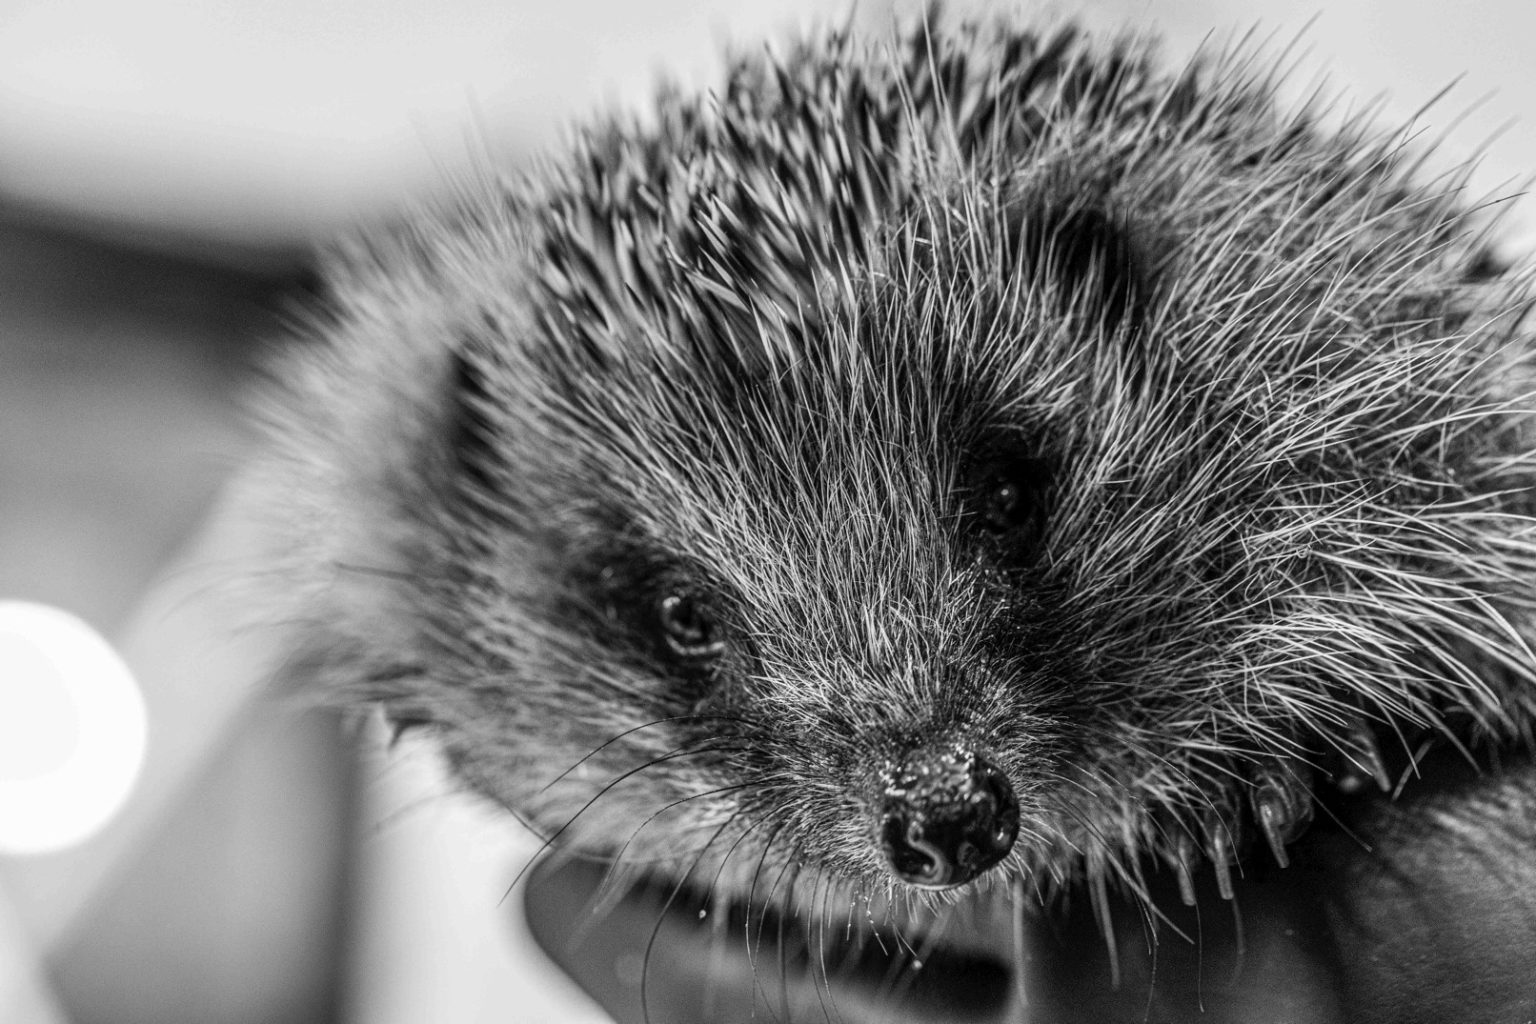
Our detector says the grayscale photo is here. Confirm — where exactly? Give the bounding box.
[3,2,1535,1022]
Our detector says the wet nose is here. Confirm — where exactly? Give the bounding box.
[878,749,1019,889]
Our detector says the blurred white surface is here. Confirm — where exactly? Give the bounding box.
[0,886,67,1024]
[345,723,611,1024]
[0,0,881,247]
[3,0,1532,247]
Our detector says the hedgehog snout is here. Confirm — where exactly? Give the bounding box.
[877,749,1020,889]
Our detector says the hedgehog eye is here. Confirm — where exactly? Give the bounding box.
[981,477,1028,532]
[657,593,726,660]
[964,456,1052,562]
[974,458,1049,535]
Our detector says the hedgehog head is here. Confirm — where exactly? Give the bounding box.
[266,20,1536,911]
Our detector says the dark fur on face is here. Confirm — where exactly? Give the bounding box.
[257,13,1536,930]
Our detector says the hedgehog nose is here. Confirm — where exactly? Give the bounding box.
[878,750,1020,889]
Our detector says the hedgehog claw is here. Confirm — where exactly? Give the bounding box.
[1203,812,1237,901]
[1335,719,1391,794]
[1173,831,1198,906]
[1251,760,1314,868]
[1255,799,1293,868]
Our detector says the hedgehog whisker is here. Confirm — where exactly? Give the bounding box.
[1049,788,1192,945]
[739,819,791,981]
[808,870,837,1022]
[637,798,753,1024]
[752,836,808,1003]
[540,713,754,792]
[700,811,769,909]
[504,739,752,899]
[610,777,766,871]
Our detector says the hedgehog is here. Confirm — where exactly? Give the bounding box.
[251,11,1536,1019]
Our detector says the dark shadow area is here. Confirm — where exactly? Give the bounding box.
[524,855,1015,1024]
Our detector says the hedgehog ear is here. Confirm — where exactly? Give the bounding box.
[1002,198,1146,334]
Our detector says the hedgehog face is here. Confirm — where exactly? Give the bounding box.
[269,19,1536,911]
[410,177,1533,907]
[431,292,1076,895]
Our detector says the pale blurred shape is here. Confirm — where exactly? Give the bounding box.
[0,887,68,1024]
[0,602,147,856]
[4,0,1533,249]
[345,720,611,1024]
[0,0,870,247]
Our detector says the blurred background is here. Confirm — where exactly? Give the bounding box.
[2,0,1535,1021]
